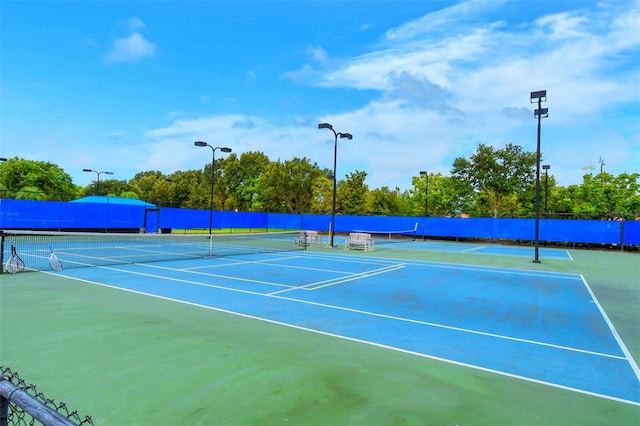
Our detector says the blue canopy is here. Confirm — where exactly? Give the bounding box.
[70,196,156,209]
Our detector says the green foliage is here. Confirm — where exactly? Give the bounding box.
[1,149,637,220]
[339,170,368,215]
[367,186,402,215]
[452,143,537,217]
[0,158,77,201]
[255,157,323,213]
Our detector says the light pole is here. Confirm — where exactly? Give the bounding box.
[598,156,605,174]
[530,90,548,263]
[318,123,353,248]
[542,164,550,215]
[419,171,428,240]
[194,141,232,255]
[82,169,114,195]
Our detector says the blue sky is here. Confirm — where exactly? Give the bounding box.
[1,0,638,191]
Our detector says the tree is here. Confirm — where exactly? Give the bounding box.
[88,179,133,198]
[310,172,334,214]
[222,151,270,211]
[410,173,476,218]
[367,186,401,215]
[555,172,640,219]
[451,143,536,217]
[338,170,368,215]
[255,157,322,213]
[0,158,77,201]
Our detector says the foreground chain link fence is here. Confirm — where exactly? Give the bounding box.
[0,366,92,426]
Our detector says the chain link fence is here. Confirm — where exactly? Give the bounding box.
[0,366,93,426]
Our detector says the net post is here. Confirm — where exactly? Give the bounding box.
[0,231,5,274]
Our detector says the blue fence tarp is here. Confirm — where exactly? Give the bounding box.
[0,199,638,246]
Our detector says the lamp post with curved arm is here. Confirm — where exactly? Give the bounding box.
[82,169,114,195]
[318,123,353,248]
[194,141,232,255]
[530,90,548,263]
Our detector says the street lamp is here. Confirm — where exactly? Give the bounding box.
[598,156,605,174]
[530,90,548,263]
[542,164,550,214]
[318,122,353,248]
[194,141,232,255]
[419,171,428,240]
[82,168,114,195]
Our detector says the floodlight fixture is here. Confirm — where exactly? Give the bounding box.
[530,90,547,102]
[534,108,549,119]
[340,133,353,140]
[318,122,353,248]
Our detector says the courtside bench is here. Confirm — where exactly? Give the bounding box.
[345,232,375,251]
[294,230,322,247]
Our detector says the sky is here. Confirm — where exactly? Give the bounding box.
[1,0,639,192]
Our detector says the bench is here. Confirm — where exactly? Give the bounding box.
[345,232,375,251]
[294,230,322,247]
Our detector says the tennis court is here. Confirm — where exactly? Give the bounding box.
[371,239,572,259]
[1,232,639,424]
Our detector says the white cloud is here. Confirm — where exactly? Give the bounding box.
[308,45,330,65]
[124,17,146,33]
[285,0,639,188]
[142,0,639,190]
[105,32,156,63]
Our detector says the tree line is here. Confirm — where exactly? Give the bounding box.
[1,143,638,219]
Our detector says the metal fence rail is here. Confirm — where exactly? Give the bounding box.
[0,367,92,426]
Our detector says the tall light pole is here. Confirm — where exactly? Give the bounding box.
[530,90,548,263]
[194,141,232,255]
[598,156,605,174]
[542,164,550,215]
[419,171,428,240]
[82,169,114,195]
[318,123,353,248]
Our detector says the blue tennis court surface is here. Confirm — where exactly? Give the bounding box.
[384,240,572,259]
[50,251,639,405]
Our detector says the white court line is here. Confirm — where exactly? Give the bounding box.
[297,250,583,280]
[42,270,640,407]
[67,263,627,363]
[462,245,486,252]
[580,274,640,381]
[269,263,406,295]
[44,262,639,406]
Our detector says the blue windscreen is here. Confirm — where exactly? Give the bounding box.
[0,199,145,229]
[0,199,637,246]
[623,221,640,245]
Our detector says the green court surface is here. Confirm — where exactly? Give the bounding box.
[1,243,638,425]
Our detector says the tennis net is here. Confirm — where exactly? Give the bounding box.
[1,229,302,273]
[352,222,417,244]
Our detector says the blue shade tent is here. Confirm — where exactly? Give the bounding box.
[1,197,156,230]
[70,196,156,209]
